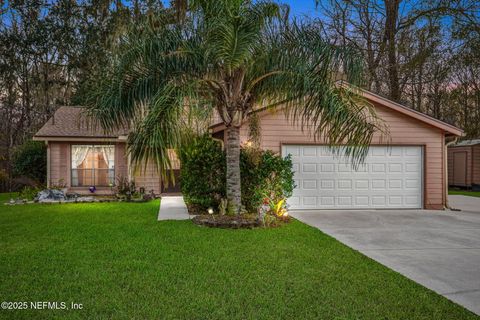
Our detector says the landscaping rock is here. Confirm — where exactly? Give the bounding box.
[75,196,95,202]
[36,189,66,202]
[66,192,80,200]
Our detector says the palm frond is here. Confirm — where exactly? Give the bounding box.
[245,21,387,164]
[84,0,388,183]
[84,15,212,178]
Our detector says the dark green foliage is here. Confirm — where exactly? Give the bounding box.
[18,186,43,201]
[241,147,295,212]
[178,135,226,209]
[12,141,47,184]
[179,136,294,213]
[116,176,137,201]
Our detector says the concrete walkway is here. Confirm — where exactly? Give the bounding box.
[157,196,190,220]
[291,199,480,315]
[449,194,480,212]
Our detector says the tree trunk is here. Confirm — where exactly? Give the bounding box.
[225,126,242,214]
[385,0,400,102]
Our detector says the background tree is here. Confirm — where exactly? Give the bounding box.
[317,0,480,136]
[0,0,165,190]
[12,140,47,184]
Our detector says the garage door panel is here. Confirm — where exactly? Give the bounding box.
[289,196,300,206]
[282,145,423,209]
[389,163,402,172]
[302,196,317,206]
[319,196,334,206]
[388,196,402,206]
[302,163,317,173]
[355,196,369,206]
[389,179,402,189]
[320,180,335,190]
[302,180,317,190]
[285,146,300,156]
[355,180,369,189]
[337,179,353,189]
[302,146,317,156]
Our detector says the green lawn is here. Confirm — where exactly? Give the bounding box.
[449,189,480,198]
[0,195,477,319]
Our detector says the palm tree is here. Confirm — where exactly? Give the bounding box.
[85,0,384,214]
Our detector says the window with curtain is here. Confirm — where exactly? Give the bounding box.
[71,145,115,187]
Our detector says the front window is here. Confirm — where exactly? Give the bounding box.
[71,145,115,187]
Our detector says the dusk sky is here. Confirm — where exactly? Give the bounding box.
[279,0,322,18]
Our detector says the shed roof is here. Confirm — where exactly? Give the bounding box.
[452,139,480,147]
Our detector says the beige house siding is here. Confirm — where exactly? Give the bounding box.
[131,150,179,195]
[47,141,179,195]
[48,142,70,187]
[114,143,129,180]
[232,102,445,209]
[48,142,130,194]
[132,161,162,194]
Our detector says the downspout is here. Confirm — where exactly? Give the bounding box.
[46,141,50,188]
[127,152,132,183]
[445,136,458,209]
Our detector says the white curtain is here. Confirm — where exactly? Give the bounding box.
[72,145,92,169]
[99,146,115,169]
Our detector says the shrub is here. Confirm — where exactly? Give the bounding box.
[241,146,295,212]
[178,135,226,212]
[0,169,9,191]
[12,141,47,184]
[179,136,295,214]
[18,186,42,201]
[116,176,137,201]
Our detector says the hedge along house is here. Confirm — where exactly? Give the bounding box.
[211,87,463,210]
[448,139,480,189]
[33,106,180,195]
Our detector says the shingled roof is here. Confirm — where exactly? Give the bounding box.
[34,106,129,139]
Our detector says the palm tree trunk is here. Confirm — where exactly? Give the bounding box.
[225,126,242,214]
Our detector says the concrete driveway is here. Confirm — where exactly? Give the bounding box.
[291,195,480,315]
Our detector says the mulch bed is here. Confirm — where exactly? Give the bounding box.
[192,214,261,229]
[186,203,208,215]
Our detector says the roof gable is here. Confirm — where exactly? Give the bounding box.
[348,84,463,136]
[210,83,464,137]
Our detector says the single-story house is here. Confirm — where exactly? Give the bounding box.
[33,106,181,196]
[448,139,480,188]
[34,87,463,209]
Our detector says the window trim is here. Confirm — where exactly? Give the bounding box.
[71,144,115,187]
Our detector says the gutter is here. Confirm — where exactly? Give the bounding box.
[445,136,459,209]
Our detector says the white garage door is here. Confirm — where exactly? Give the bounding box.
[282,145,423,209]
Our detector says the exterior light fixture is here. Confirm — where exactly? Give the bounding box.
[207,207,214,214]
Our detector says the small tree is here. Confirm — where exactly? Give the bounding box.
[12,141,47,184]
